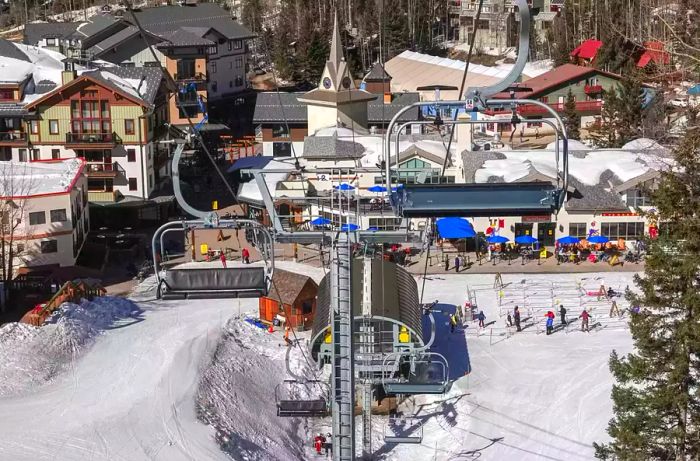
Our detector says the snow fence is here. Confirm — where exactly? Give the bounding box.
[0,296,142,396]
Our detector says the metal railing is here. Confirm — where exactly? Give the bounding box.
[174,72,206,82]
[0,131,27,142]
[66,132,119,144]
[486,100,603,115]
[85,161,122,176]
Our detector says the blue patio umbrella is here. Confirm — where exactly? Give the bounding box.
[310,217,331,226]
[514,235,538,245]
[334,183,355,191]
[588,235,609,244]
[688,84,700,96]
[368,185,387,193]
[391,184,405,192]
[436,217,476,238]
[487,235,509,244]
[340,223,359,232]
[557,235,580,245]
[367,227,379,231]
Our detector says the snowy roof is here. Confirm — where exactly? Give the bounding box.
[461,146,671,211]
[236,160,295,205]
[0,159,84,198]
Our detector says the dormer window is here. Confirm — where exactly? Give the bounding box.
[46,37,57,46]
[0,89,14,101]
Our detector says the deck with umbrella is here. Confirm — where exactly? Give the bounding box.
[514,235,538,245]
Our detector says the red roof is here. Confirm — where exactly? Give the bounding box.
[492,64,601,99]
[637,41,670,68]
[570,39,603,60]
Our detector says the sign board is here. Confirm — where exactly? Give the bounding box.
[601,212,638,217]
[521,215,551,223]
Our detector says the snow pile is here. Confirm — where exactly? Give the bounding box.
[196,318,309,460]
[0,296,142,396]
[238,159,295,203]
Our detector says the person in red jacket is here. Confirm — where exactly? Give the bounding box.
[579,309,591,332]
[219,251,227,268]
[241,247,250,264]
[314,433,325,454]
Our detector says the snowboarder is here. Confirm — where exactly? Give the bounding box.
[559,304,567,325]
[314,434,325,454]
[220,251,227,268]
[546,315,554,335]
[242,247,250,264]
[609,300,621,317]
[507,313,513,327]
[514,306,521,332]
[450,313,458,333]
[477,310,486,328]
[454,256,461,273]
[579,309,590,332]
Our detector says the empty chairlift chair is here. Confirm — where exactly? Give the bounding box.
[275,379,329,417]
[382,351,450,395]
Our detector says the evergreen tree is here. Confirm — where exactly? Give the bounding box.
[594,128,700,460]
[589,75,645,148]
[562,89,581,140]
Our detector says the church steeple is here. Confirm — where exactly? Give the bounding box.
[329,14,344,69]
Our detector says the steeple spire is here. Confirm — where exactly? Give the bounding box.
[329,13,344,66]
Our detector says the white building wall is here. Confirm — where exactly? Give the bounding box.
[207,38,249,100]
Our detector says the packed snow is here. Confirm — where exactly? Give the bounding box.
[238,160,296,203]
[0,266,635,460]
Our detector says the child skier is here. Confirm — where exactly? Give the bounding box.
[579,309,591,332]
[477,311,486,328]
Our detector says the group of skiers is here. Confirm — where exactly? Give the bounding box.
[504,304,593,333]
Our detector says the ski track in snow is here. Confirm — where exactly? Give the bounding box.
[0,265,635,460]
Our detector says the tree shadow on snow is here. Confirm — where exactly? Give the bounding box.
[427,304,471,379]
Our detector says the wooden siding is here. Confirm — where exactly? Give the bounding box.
[36,105,71,143]
[539,72,620,102]
[111,105,144,143]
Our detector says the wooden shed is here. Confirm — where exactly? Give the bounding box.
[258,269,318,330]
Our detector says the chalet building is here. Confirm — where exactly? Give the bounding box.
[0,159,89,275]
[258,269,318,330]
[480,64,650,136]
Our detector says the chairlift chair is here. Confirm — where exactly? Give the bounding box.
[384,416,423,444]
[275,379,330,418]
[382,351,450,395]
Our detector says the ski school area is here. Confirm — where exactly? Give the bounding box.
[0,263,635,461]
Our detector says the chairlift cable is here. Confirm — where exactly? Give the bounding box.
[124,1,240,208]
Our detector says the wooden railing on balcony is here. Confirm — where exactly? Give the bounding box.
[486,100,603,116]
[66,132,119,145]
[0,131,27,143]
[88,190,122,203]
[85,162,121,177]
[584,84,603,94]
[174,72,207,82]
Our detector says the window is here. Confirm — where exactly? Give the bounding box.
[51,149,60,159]
[626,188,653,207]
[212,82,217,93]
[40,239,58,253]
[601,222,645,240]
[29,211,46,225]
[234,40,242,49]
[228,40,232,51]
[176,59,196,79]
[124,119,135,135]
[569,222,587,238]
[29,120,39,134]
[128,178,137,191]
[211,62,217,74]
[229,81,233,88]
[273,142,291,158]
[18,149,27,162]
[235,57,242,68]
[0,89,13,100]
[50,208,67,222]
[368,217,402,231]
[46,37,56,46]
[148,174,153,189]
[527,121,543,127]
[271,124,289,138]
[31,149,39,161]
[49,119,59,134]
[228,61,233,69]
[178,105,200,118]
[16,243,24,254]
[235,76,244,87]
[70,99,110,135]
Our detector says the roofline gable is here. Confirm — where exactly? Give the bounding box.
[24,74,149,110]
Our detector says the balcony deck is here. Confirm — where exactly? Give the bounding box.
[0,131,27,146]
[85,162,120,178]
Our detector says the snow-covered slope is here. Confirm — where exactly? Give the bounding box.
[0,268,635,460]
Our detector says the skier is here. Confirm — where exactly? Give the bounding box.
[546,315,554,335]
[454,256,461,273]
[514,306,521,332]
[242,247,250,264]
[579,309,590,332]
[477,310,486,328]
[444,257,450,271]
[284,326,291,346]
[449,313,458,333]
[507,313,513,327]
[559,304,567,325]
[314,433,325,455]
[220,251,227,268]
[609,300,621,317]
[324,433,332,456]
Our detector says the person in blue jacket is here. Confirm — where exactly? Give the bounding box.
[546,315,554,335]
[477,310,486,328]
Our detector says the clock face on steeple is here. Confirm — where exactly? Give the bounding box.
[322,77,332,89]
[341,77,351,89]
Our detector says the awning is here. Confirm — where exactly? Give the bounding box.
[227,156,274,173]
[436,217,476,238]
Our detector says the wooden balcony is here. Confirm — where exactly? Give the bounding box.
[88,190,121,203]
[85,162,120,178]
[174,72,207,83]
[485,100,603,116]
[0,131,27,146]
[66,132,120,148]
[584,84,603,95]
